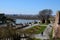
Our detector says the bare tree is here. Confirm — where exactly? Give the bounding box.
[38,9,53,24]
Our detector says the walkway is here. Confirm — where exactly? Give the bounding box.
[30,24,53,40]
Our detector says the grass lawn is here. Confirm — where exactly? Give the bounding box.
[34,25,46,34]
[25,23,47,34]
[39,23,48,26]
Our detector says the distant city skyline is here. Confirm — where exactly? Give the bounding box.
[0,0,60,15]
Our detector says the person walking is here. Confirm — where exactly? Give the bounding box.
[41,32,43,36]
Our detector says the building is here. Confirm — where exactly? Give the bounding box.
[0,14,6,24]
[0,13,16,27]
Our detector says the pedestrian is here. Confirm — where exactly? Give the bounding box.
[41,32,43,36]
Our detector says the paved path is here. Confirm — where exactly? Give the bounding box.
[22,23,40,30]
[30,24,53,40]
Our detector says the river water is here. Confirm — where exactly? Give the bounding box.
[16,19,39,24]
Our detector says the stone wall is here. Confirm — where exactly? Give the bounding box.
[53,11,60,38]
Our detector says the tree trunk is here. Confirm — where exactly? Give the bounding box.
[42,19,45,24]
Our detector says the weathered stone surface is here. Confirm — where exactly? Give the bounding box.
[53,11,60,38]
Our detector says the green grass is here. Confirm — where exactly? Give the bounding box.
[33,23,47,34]
[25,23,47,34]
[34,26,46,34]
[39,23,48,26]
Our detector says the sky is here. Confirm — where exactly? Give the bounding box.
[0,0,60,15]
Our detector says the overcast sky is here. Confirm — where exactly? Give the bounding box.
[0,0,60,15]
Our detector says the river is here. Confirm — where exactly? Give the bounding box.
[16,19,39,24]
